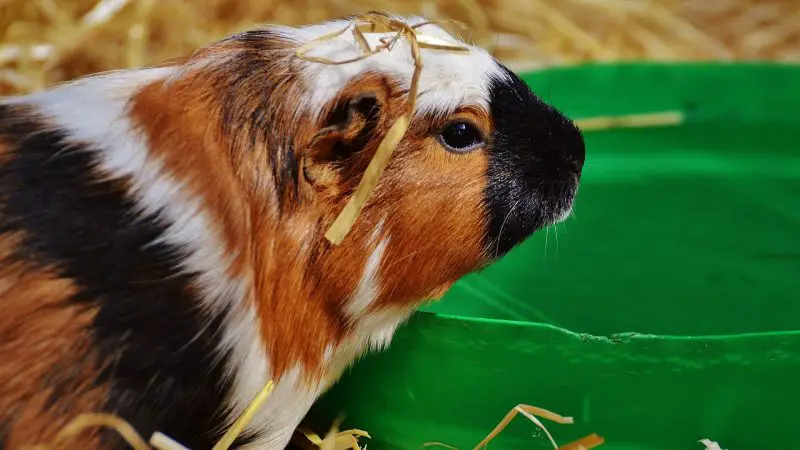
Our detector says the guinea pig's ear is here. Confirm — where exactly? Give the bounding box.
[302,90,387,189]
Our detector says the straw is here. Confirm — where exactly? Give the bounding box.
[295,12,470,245]
[575,111,686,132]
[424,404,604,450]
[297,414,371,450]
[211,380,275,450]
[20,380,277,450]
[473,404,574,449]
[3,0,797,95]
[149,433,192,450]
[20,413,151,450]
[559,433,606,450]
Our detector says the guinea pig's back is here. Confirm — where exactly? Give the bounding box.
[0,102,115,448]
[0,93,234,449]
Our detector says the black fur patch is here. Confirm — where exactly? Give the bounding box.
[0,104,239,449]
[211,31,303,216]
[484,64,585,259]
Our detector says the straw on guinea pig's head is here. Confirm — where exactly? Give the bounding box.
[131,35,491,300]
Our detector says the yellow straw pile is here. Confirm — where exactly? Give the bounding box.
[1,0,799,95]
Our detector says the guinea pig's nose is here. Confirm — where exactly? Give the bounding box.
[557,117,586,175]
[568,133,586,174]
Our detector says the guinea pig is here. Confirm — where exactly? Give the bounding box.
[0,12,584,450]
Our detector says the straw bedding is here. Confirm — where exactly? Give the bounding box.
[1,0,798,96]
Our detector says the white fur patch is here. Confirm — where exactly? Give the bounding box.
[274,15,509,121]
[228,306,413,449]
[322,305,413,390]
[235,223,412,448]
[235,365,324,450]
[344,218,388,321]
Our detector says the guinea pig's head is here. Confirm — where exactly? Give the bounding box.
[129,13,584,359]
[289,17,585,302]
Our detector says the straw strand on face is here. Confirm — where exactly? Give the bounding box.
[295,12,470,244]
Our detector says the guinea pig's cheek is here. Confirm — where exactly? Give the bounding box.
[372,148,488,304]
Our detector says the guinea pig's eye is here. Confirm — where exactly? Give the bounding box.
[437,121,485,153]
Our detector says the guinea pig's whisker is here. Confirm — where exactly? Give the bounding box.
[553,224,561,255]
[544,226,550,257]
[495,199,521,258]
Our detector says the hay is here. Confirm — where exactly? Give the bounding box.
[574,111,685,132]
[211,380,276,450]
[422,404,604,450]
[1,0,799,95]
[21,401,589,450]
[20,380,277,450]
[472,404,576,449]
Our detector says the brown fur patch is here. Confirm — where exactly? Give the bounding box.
[323,107,491,316]
[375,106,492,305]
[0,233,109,450]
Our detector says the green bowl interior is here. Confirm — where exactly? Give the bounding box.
[308,62,800,450]
[422,62,800,337]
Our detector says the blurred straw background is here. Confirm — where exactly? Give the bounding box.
[0,0,798,96]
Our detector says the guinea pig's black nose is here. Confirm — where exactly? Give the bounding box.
[545,105,586,175]
[565,123,586,174]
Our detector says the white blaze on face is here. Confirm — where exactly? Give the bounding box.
[276,15,510,120]
[344,218,387,321]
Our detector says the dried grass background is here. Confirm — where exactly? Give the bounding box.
[0,0,799,96]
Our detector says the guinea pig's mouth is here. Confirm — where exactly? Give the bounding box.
[532,172,581,228]
[486,167,581,260]
[551,202,577,225]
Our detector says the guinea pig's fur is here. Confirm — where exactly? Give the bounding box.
[0,13,584,450]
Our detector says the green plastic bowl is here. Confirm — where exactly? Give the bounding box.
[308,62,800,450]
